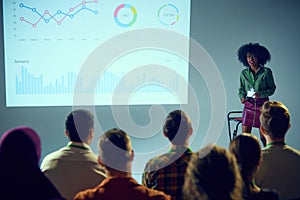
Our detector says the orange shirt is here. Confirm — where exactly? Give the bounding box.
[74,177,171,200]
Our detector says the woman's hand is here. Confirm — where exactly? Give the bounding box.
[241,98,246,104]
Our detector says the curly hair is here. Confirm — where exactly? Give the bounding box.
[237,42,271,67]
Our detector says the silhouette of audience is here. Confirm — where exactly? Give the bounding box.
[3,105,300,200]
[229,133,279,200]
[142,110,193,199]
[41,109,106,200]
[183,144,243,200]
[74,128,171,200]
[0,126,65,200]
[254,101,300,200]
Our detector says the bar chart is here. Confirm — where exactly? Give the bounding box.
[15,67,179,95]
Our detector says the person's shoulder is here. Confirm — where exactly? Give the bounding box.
[147,148,193,165]
[240,67,249,73]
[73,183,103,200]
[285,145,300,152]
[284,145,300,157]
[264,145,300,155]
[42,147,66,161]
[136,183,171,200]
[262,145,300,161]
[261,188,279,200]
[83,149,99,160]
[252,188,279,200]
[146,188,171,200]
[262,66,273,73]
[146,152,170,164]
[144,151,178,170]
[73,189,96,200]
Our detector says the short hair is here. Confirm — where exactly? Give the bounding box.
[237,42,271,67]
[98,128,132,171]
[163,110,192,145]
[260,101,290,139]
[183,145,243,200]
[65,109,94,142]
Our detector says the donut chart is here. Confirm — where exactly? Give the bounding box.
[114,4,137,28]
[158,4,179,26]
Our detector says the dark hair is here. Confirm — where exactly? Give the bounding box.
[237,42,271,67]
[229,134,261,198]
[0,129,39,165]
[65,109,94,142]
[163,110,192,145]
[98,128,132,171]
[183,145,243,200]
[260,101,290,139]
[229,134,261,174]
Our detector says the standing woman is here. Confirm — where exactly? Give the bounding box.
[237,43,276,144]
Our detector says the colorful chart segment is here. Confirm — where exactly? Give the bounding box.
[158,4,179,26]
[19,2,180,28]
[19,0,99,28]
[114,4,137,28]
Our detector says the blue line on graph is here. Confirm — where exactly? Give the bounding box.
[19,1,99,26]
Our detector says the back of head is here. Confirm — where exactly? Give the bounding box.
[163,110,192,145]
[65,109,94,142]
[0,126,41,166]
[260,101,290,139]
[98,128,132,172]
[229,134,261,198]
[229,134,261,175]
[183,145,242,200]
[0,127,63,200]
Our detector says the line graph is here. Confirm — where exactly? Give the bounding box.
[19,0,99,28]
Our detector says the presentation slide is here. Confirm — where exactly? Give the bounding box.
[3,0,191,107]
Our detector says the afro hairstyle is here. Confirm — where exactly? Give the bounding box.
[237,42,271,67]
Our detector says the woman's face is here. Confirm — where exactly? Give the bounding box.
[247,53,258,68]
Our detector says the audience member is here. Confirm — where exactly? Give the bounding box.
[183,144,243,200]
[142,110,193,199]
[254,101,300,200]
[0,126,65,200]
[41,109,106,200]
[229,133,279,200]
[74,128,171,200]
